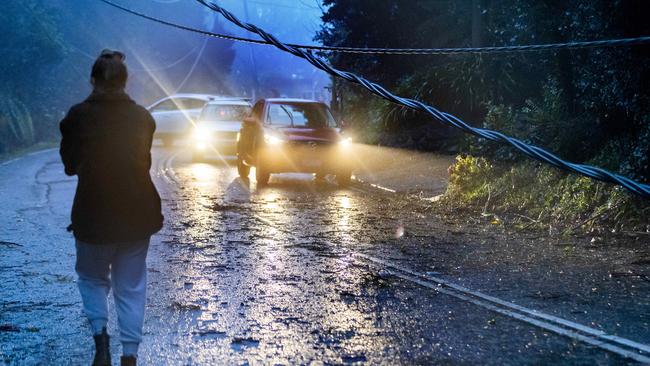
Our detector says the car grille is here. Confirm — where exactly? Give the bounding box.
[289,140,334,147]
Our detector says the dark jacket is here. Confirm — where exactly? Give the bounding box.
[59,91,163,244]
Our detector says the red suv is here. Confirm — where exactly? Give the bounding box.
[237,98,353,186]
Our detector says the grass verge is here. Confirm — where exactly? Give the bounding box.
[441,155,650,237]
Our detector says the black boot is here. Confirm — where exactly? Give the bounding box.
[121,355,137,366]
[92,327,111,366]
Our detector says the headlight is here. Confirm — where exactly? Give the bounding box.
[193,125,211,142]
[339,137,352,147]
[264,134,285,145]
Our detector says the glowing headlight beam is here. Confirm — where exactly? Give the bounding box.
[193,125,212,142]
[339,137,352,147]
[264,134,284,145]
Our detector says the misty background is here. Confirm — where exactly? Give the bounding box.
[2,0,649,186]
[1,0,330,152]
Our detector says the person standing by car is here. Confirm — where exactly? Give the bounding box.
[59,49,163,366]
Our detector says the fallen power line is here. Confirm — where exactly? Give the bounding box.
[193,0,649,199]
[99,0,650,55]
[93,0,650,198]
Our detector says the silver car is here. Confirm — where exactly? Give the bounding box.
[190,98,252,161]
[148,94,220,146]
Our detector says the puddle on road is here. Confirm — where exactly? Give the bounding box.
[141,157,433,363]
[5,151,634,364]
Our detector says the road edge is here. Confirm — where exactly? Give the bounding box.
[0,144,59,168]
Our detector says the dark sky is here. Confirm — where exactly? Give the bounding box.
[49,0,330,105]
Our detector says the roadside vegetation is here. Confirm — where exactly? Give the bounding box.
[0,2,64,155]
[319,1,650,234]
[0,1,238,158]
[444,156,650,236]
[442,82,650,235]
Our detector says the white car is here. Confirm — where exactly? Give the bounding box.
[148,94,220,146]
[191,98,252,161]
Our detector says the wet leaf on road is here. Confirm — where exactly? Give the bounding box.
[0,324,20,332]
[170,301,202,311]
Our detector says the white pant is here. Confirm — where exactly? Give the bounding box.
[75,238,149,355]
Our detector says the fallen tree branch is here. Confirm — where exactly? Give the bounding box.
[567,200,623,233]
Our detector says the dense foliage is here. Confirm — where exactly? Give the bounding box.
[0,1,237,155]
[319,0,650,230]
[0,1,64,153]
[318,1,649,172]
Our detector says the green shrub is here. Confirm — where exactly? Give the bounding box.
[0,90,34,154]
[444,154,650,233]
[446,155,496,202]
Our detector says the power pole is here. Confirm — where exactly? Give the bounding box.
[330,76,340,115]
[242,0,260,100]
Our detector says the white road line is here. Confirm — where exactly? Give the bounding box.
[352,176,445,202]
[166,151,181,186]
[155,152,172,185]
[351,173,650,360]
[386,268,650,363]
[155,150,181,186]
[356,253,650,363]
[26,148,58,157]
[0,157,21,168]
[163,153,650,362]
[358,253,650,353]
[0,148,58,168]
[352,176,397,193]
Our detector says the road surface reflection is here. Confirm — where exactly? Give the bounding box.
[151,153,394,363]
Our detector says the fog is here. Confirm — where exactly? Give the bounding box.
[0,0,332,151]
[48,0,329,104]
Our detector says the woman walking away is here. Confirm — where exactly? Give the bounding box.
[59,49,163,366]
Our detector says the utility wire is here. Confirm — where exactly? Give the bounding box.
[195,0,649,199]
[174,35,209,93]
[94,0,650,197]
[98,0,650,55]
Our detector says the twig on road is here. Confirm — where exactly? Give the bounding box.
[482,184,492,215]
[512,213,539,223]
[566,200,623,234]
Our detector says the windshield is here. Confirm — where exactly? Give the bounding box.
[200,104,251,122]
[267,103,337,128]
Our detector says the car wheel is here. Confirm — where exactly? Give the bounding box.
[336,170,352,187]
[237,158,250,179]
[256,164,270,186]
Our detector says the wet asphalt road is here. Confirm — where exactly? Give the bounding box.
[1,146,648,365]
